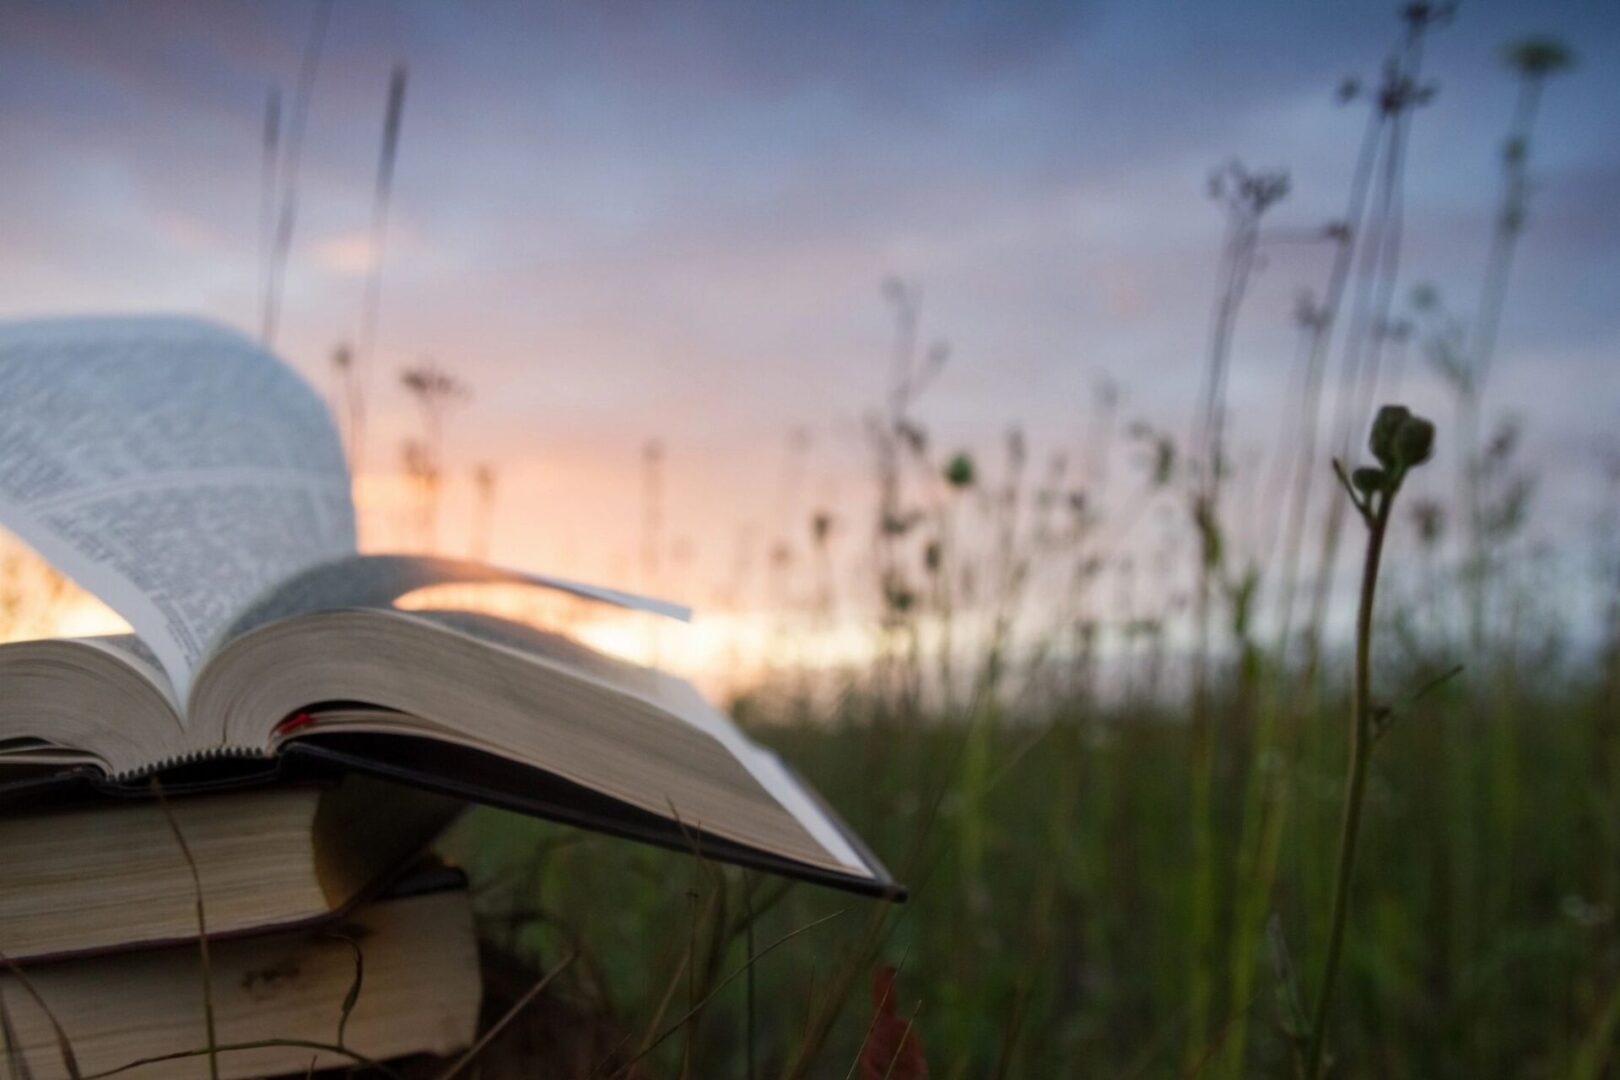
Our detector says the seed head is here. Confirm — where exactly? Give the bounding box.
[1503,36,1575,80]
[1369,405,1413,469]
[1392,415,1435,468]
[944,452,976,489]
[1369,404,1436,479]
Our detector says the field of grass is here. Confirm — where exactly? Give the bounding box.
[444,646,1620,1078]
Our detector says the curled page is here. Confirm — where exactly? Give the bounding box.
[224,553,691,642]
[0,317,356,702]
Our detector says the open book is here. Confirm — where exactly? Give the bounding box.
[0,317,898,898]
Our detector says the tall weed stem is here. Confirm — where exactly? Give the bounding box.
[1304,405,1434,1078]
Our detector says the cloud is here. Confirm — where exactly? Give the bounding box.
[2,0,1617,620]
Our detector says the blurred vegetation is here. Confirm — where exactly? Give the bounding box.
[447,643,1619,1077]
[430,9,1613,1076]
[2,4,1611,1077]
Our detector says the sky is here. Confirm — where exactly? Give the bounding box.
[1,0,1617,667]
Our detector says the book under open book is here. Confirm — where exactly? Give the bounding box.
[0,774,461,963]
[0,317,899,898]
[0,868,482,1080]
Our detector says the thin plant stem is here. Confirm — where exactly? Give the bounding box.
[261,0,334,348]
[149,780,219,1080]
[433,952,575,1080]
[1304,12,1440,685]
[256,87,281,332]
[82,1039,402,1080]
[0,949,81,1079]
[1460,50,1565,646]
[350,63,408,480]
[1185,161,1287,1068]
[1304,470,1396,1078]
[744,880,757,1080]
[610,909,845,1078]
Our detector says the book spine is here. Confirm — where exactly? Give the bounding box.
[106,744,269,784]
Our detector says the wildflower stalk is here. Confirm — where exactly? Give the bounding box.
[1458,36,1573,648]
[1302,477,1388,1078]
[1304,405,1435,1079]
[349,63,409,480]
[261,0,334,348]
[1303,2,1447,689]
[1185,161,1287,1067]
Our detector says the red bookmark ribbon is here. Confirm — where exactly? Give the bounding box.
[274,710,318,736]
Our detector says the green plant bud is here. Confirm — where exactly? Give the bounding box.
[1352,467,1386,495]
[1369,405,1412,468]
[1392,415,1435,467]
[944,452,976,489]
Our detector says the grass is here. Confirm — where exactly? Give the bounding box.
[435,628,1617,1077]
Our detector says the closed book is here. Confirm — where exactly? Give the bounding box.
[0,875,481,1080]
[0,772,461,964]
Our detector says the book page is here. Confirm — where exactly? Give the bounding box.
[650,673,867,872]
[306,607,866,873]
[0,317,355,702]
[222,552,690,641]
[71,633,177,704]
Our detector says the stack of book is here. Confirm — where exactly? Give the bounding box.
[1,776,479,1078]
[0,317,899,1077]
